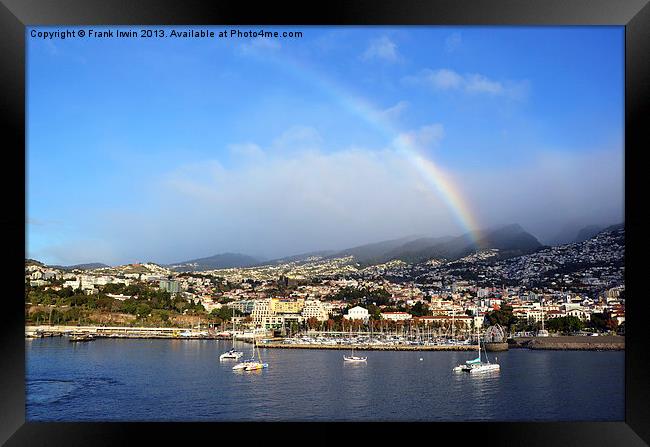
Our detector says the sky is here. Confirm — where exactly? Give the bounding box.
[27,26,624,266]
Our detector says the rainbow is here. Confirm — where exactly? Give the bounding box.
[251,47,483,245]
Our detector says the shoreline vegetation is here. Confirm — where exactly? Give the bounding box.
[25,325,624,351]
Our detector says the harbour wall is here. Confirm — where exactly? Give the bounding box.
[509,336,624,351]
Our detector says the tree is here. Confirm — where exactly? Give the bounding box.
[307,317,320,330]
[135,303,152,318]
[410,301,430,317]
[547,316,584,334]
[484,305,517,331]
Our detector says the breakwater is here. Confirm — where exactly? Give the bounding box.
[509,336,624,351]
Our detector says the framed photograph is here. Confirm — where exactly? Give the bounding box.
[2,0,648,445]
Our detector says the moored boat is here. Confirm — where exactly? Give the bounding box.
[220,349,244,360]
[343,355,367,362]
[453,305,500,374]
[69,334,95,342]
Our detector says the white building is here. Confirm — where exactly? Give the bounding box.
[106,293,132,301]
[251,298,305,329]
[380,311,412,322]
[301,299,330,322]
[343,306,369,322]
[567,307,591,321]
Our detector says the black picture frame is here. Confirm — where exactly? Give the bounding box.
[1,0,648,445]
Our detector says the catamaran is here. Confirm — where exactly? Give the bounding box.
[453,317,500,374]
[232,337,268,371]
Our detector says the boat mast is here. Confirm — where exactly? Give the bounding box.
[476,306,481,362]
[452,307,455,341]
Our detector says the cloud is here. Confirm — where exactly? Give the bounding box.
[35,127,622,265]
[460,148,624,242]
[272,126,323,151]
[444,33,462,53]
[229,143,265,159]
[394,123,445,151]
[89,137,462,263]
[464,74,504,94]
[362,36,400,62]
[381,100,409,120]
[404,68,529,99]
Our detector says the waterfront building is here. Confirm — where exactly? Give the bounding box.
[380,311,412,322]
[227,299,256,315]
[343,306,369,322]
[566,307,592,321]
[413,315,474,329]
[251,298,306,329]
[301,299,330,322]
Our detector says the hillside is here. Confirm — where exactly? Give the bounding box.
[168,252,261,271]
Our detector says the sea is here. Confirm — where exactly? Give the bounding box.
[25,338,624,422]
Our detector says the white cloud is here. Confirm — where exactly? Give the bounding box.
[464,74,504,94]
[362,36,400,62]
[381,100,409,120]
[229,143,265,159]
[394,124,445,151]
[272,126,323,151]
[90,136,463,263]
[39,126,622,265]
[461,148,624,242]
[404,68,529,99]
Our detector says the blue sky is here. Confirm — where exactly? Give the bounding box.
[27,26,624,265]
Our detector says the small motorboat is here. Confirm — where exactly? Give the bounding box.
[220,349,244,360]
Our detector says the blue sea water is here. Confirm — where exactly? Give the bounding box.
[25,338,624,421]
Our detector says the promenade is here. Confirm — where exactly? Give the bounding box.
[25,325,215,339]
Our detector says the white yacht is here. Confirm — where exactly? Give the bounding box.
[343,355,367,363]
[343,327,367,362]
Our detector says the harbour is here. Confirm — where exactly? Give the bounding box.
[26,337,624,422]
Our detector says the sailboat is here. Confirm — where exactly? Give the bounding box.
[232,337,268,371]
[343,323,367,362]
[453,315,500,374]
[537,298,549,337]
[220,319,244,360]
